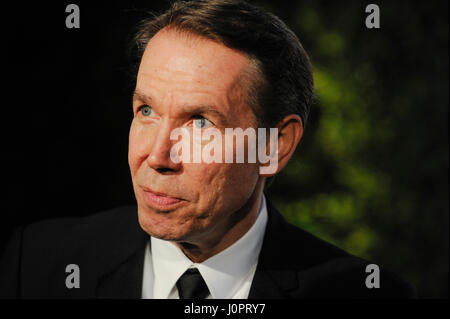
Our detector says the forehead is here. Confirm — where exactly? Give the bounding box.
[136,28,251,103]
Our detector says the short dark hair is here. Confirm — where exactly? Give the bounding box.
[131,0,314,128]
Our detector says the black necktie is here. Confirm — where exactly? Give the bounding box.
[176,268,210,299]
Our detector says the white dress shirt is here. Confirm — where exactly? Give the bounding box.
[141,194,268,299]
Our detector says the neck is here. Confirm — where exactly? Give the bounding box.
[173,179,265,263]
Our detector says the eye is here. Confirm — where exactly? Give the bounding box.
[193,116,213,128]
[138,104,153,117]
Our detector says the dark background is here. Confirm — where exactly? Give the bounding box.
[1,0,448,298]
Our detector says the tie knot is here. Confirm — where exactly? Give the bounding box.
[176,268,210,299]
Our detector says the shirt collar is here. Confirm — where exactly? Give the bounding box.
[151,194,268,299]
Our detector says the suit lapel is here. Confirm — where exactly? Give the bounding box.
[96,247,146,298]
[94,206,149,299]
[248,196,300,298]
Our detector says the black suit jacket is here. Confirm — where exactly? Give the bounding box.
[0,198,415,298]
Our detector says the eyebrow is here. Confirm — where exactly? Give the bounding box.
[189,105,228,125]
[132,89,152,103]
[132,89,229,125]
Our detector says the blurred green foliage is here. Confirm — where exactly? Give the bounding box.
[258,0,448,298]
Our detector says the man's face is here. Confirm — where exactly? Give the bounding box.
[128,29,262,244]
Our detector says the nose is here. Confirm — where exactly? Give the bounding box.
[146,124,182,174]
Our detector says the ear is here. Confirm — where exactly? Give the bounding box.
[260,114,303,177]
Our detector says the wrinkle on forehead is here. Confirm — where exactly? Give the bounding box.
[140,30,250,85]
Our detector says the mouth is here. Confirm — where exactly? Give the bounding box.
[139,185,186,211]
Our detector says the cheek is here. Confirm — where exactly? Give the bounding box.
[128,121,152,175]
[222,163,260,197]
[181,164,223,204]
[183,162,259,207]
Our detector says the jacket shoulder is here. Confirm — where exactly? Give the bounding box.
[24,205,138,240]
[21,204,142,266]
[0,205,145,298]
[287,225,416,298]
[258,202,416,298]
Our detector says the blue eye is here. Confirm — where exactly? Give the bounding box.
[193,116,213,128]
[140,105,153,116]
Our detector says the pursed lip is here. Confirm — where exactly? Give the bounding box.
[139,185,186,210]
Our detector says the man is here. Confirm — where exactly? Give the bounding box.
[0,0,414,298]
